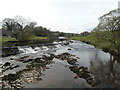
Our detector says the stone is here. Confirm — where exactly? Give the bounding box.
[2,47,19,57]
[69,65,97,87]
[74,76,78,79]
[3,62,11,66]
[10,58,14,60]
[68,48,72,50]
[9,65,19,70]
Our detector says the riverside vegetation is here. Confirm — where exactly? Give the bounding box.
[71,8,120,56]
[1,16,78,47]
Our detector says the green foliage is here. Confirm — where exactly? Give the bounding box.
[33,26,50,37]
[30,36,47,40]
[93,8,120,54]
[15,32,31,42]
[70,36,81,40]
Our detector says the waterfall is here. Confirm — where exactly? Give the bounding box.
[18,46,49,54]
[18,47,38,54]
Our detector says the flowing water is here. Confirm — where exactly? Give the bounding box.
[1,40,120,88]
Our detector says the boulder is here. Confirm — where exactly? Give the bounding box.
[3,62,11,66]
[68,48,72,50]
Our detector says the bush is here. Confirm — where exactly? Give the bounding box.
[16,32,31,42]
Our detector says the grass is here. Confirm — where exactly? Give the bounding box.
[70,36,81,40]
[1,36,48,47]
[70,33,120,55]
[0,37,17,43]
[30,36,48,40]
[1,36,48,43]
[70,33,109,47]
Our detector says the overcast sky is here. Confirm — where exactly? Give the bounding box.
[0,0,119,33]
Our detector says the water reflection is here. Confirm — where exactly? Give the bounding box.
[89,51,120,88]
[1,41,120,88]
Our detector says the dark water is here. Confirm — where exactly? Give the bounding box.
[1,41,120,88]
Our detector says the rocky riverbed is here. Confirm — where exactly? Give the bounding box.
[1,40,120,88]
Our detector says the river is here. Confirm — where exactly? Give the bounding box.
[1,40,120,88]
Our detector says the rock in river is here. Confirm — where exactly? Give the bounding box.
[2,47,19,57]
[69,66,97,87]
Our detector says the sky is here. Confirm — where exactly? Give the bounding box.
[0,0,119,33]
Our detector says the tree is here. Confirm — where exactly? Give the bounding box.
[94,8,120,54]
[2,18,16,31]
[2,16,36,41]
[33,26,50,37]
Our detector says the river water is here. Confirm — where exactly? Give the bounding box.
[1,40,120,88]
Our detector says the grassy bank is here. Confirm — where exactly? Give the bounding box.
[1,36,49,47]
[70,34,119,56]
[30,36,48,40]
[70,36,81,40]
[0,37,17,43]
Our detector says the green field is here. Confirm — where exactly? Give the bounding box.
[1,36,48,43]
[0,37,17,43]
[70,36,81,40]
[1,36,48,47]
[30,36,48,40]
[70,33,110,48]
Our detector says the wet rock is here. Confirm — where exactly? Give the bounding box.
[64,42,69,46]
[2,73,21,82]
[27,57,53,69]
[55,52,72,60]
[37,78,42,81]
[69,40,74,43]
[3,62,11,66]
[76,57,80,59]
[54,52,78,65]
[9,65,19,70]
[74,76,78,79]
[67,58,77,65]
[42,55,54,60]
[2,62,13,71]
[10,58,14,60]
[69,66,79,74]
[22,59,34,63]
[2,63,20,72]
[22,70,42,83]
[45,66,50,69]
[69,66,97,87]
[11,80,23,88]
[68,48,72,50]
[15,56,33,63]
[86,77,96,87]
[2,59,50,89]
[2,47,19,57]
[33,57,42,63]
[50,54,55,58]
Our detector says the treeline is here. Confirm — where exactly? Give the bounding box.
[1,16,79,46]
[1,16,52,42]
[80,8,120,55]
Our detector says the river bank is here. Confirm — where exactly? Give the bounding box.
[70,36,120,57]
